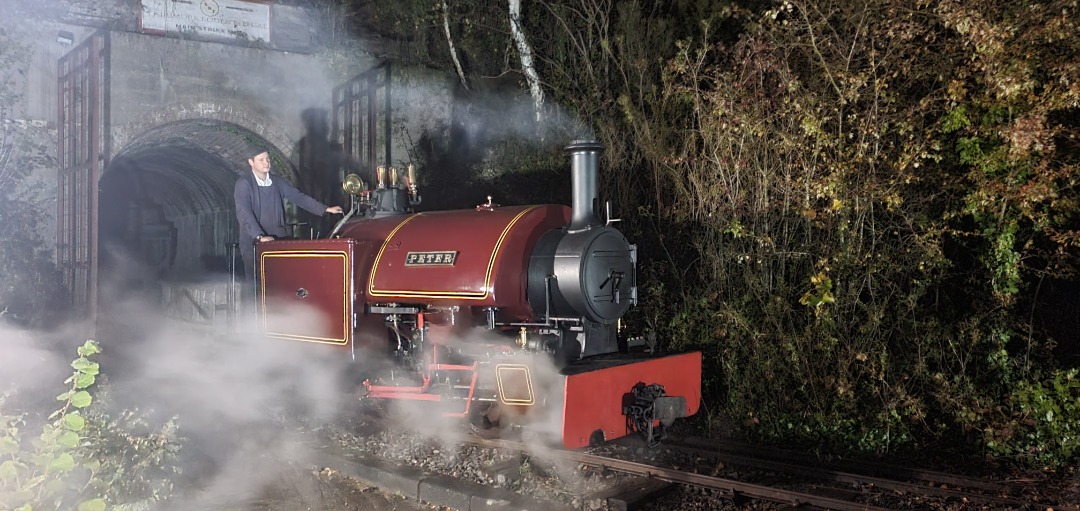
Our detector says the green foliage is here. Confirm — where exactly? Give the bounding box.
[1,341,106,510]
[991,369,1080,466]
[0,341,182,510]
[80,409,180,507]
[798,272,836,311]
[524,0,1079,467]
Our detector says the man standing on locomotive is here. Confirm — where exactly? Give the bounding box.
[234,145,343,295]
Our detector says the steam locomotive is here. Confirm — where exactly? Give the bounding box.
[255,141,701,448]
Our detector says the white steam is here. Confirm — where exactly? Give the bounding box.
[0,322,68,398]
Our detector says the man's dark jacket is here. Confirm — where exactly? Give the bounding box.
[234,170,328,246]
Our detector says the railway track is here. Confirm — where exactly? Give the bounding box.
[659,437,1048,508]
[471,437,894,510]
[319,407,1075,510]
[460,435,1070,510]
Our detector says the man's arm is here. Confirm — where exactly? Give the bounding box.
[278,178,342,215]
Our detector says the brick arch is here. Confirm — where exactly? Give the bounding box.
[97,113,311,282]
[110,103,299,179]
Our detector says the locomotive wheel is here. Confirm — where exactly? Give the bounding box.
[468,402,505,438]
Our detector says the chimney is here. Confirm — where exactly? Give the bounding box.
[565,140,603,231]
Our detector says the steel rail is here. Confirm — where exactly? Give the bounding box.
[656,441,1040,509]
[672,437,1025,494]
[470,438,896,511]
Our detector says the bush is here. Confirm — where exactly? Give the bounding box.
[527,0,1080,467]
[987,369,1080,467]
[0,340,181,510]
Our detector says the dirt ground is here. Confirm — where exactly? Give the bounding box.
[243,466,435,511]
[166,462,438,511]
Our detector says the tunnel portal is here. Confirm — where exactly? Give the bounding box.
[96,120,295,324]
[52,26,388,327]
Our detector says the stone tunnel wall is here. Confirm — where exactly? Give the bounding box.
[108,29,347,160]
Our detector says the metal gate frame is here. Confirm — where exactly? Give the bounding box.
[57,30,109,319]
[331,61,391,184]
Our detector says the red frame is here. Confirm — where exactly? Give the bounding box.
[561,352,703,448]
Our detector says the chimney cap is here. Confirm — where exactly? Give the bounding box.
[565,140,603,152]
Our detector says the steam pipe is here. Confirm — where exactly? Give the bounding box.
[566,140,603,231]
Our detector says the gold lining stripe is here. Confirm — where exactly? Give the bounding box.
[259,250,351,346]
[368,207,539,299]
[365,214,420,295]
[495,364,535,405]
